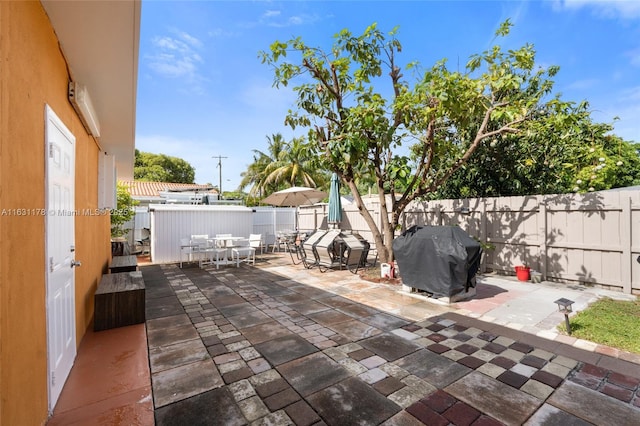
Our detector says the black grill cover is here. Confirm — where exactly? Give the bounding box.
[393,225,482,297]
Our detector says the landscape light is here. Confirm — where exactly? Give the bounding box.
[554,298,575,335]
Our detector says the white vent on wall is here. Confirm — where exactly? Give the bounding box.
[98,153,116,209]
[68,81,101,137]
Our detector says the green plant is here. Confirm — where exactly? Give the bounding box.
[134,149,196,183]
[558,297,640,353]
[261,20,575,264]
[473,237,495,252]
[110,182,137,238]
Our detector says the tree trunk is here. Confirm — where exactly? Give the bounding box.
[345,180,391,263]
[346,181,397,264]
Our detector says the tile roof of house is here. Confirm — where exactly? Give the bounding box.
[120,180,218,198]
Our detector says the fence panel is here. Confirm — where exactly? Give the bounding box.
[143,188,638,293]
[314,189,639,294]
[149,205,254,263]
[252,207,296,247]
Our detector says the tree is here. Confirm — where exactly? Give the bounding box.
[567,120,640,193]
[240,133,328,199]
[240,133,288,197]
[134,149,195,183]
[261,20,570,263]
[264,135,327,189]
[111,182,137,238]
[433,101,640,198]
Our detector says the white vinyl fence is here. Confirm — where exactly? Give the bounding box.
[300,189,640,294]
[146,205,295,263]
[252,207,297,248]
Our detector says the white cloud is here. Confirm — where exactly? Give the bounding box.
[208,27,236,38]
[263,10,281,18]
[145,29,207,94]
[621,85,640,101]
[626,46,640,67]
[260,10,320,28]
[177,31,203,48]
[590,85,640,141]
[565,78,600,90]
[554,0,640,19]
[288,16,304,26]
[240,78,297,111]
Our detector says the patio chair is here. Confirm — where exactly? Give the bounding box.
[231,239,255,267]
[271,231,290,252]
[137,228,150,255]
[248,234,265,255]
[313,229,342,272]
[283,232,303,265]
[340,233,366,273]
[180,237,195,267]
[300,230,328,269]
[189,234,209,265]
[191,235,226,269]
[213,233,233,250]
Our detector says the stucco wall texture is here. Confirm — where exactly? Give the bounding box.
[1,2,111,424]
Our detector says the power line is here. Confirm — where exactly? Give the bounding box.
[212,155,228,197]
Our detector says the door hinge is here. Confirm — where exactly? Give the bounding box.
[49,257,54,272]
[51,372,56,387]
[49,143,55,158]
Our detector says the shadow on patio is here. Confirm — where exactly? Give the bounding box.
[49,252,640,425]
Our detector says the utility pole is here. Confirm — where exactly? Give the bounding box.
[212,155,228,199]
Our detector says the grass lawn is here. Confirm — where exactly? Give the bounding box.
[558,297,640,354]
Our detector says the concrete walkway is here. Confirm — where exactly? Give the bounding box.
[143,253,640,425]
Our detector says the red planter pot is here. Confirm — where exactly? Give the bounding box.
[515,265,530,281]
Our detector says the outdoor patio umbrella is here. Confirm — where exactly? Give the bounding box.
[327,173,342,228]
[261,186,327,207]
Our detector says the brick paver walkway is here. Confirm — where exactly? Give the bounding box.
[143,255,640,425]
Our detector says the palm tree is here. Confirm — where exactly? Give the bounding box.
[264,136,326,188]
[240,134,328,199]
[239,133,288,197]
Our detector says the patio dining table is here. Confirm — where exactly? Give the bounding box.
[206,236,248,267]
[180,236,248,268]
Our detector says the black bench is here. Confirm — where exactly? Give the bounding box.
[109,255,138,273]
[94,271,145,331]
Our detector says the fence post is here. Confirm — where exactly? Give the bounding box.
[480,198,488,273]
[538,199,547,281]
[272,209,277,243]
[435,205,443,226]
[621,196,632,294]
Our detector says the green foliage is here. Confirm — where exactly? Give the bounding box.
[221,190,245,200]
[261,20,574,262]
[134,149,195,183]
[243,194,263,207]
[570,131,640,193]
[239,133,328,199]
[111,182,137,238]
[434,102,640,198]
[559,297,640,353]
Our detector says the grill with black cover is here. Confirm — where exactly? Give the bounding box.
[392,225,482,298]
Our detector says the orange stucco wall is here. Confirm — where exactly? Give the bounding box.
[0,2,110,424]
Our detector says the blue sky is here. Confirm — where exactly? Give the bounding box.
[135,0,640,190]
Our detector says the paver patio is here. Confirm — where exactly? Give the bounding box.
[140,254,640,425]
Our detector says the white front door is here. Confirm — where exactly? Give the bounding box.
[45,105,77,411]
